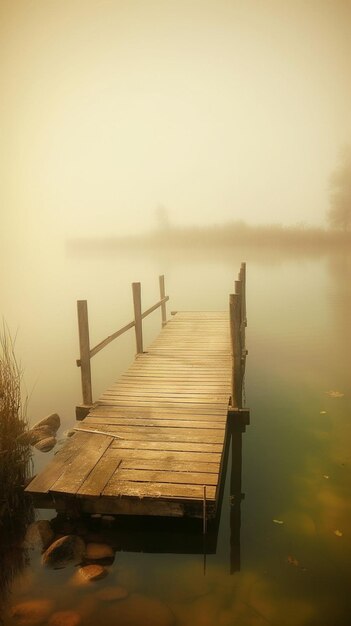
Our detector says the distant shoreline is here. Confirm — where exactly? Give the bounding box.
[66,223,351,252]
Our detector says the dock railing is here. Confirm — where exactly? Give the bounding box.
[76,265,248,419]
[229,262,247,410]
[76,275,169,418]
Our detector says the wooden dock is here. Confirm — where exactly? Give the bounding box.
[26,266,249,521]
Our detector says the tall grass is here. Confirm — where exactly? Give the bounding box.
[0,325,33,611]
[0,324,32,519]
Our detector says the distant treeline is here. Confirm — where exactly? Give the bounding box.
[67,222,351,252]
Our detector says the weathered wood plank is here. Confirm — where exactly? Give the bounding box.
[77,455,122,496]
[109,378,231,386]
[104,447,222,464]
[25,432,89,494]
[89,406,227,417]
[103,479,217,500]
[50,433,113,495]
[110,439,223,452]
[111,468,219,486]
[119,458,220,473]
[100,393,230,401]
[75,423,225,443]
[97,400,229,409]
[80,497,186,517]
[105,383,231,390]
[83,416,226,429]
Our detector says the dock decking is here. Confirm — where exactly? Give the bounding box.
[26,268,248,520]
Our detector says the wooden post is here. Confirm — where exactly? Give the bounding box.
[203,485,207,534]
[229,293,242,409]
[240,262,247,326]
[77,300,93,406]
[159,275,167,326]
[235,279,245,357]
[132,282,143,354]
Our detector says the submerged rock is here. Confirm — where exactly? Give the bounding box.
[34,436,57,452]
[42,535,85,569]
[85,542,114,561]
[10,599,53,625]
[95,586,128,602]
[105,593,175,626]
[24,520,54,550]
[48,610,82,626]
[74,564,108,583]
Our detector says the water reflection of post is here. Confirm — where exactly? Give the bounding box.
[228,262,249,574]
[229,420,244,574]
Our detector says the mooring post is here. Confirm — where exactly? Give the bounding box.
[159,275,167,326]
[132,282,143,354]
[203,485,207,534]
[235,278,244,360]
[229,292,242,409]
[77,300,93,406]
[239,262,247,327]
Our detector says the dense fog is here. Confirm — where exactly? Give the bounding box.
[1,0,350,249]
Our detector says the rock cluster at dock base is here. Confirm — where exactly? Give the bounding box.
[17,413,60,453]
[13,515,177,626]
[32,518,117,585]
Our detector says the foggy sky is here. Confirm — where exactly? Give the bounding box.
[1,0,350,240]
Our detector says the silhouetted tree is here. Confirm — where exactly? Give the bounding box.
[328,146,351,231]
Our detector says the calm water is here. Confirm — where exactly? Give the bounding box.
[1,243,350,625]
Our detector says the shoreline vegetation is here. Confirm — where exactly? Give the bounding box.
[66,222,351,253]
[0,327,31,517]
[0,326,33,606]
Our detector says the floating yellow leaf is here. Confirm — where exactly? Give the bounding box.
[320,410,327,414]
[326,390,344,398]
[272,519,284,525]
[323,475,329,479]
[287,555,299,566]
[334,530,343,537]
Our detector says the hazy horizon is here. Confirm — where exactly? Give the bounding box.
[1,0,351,247]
